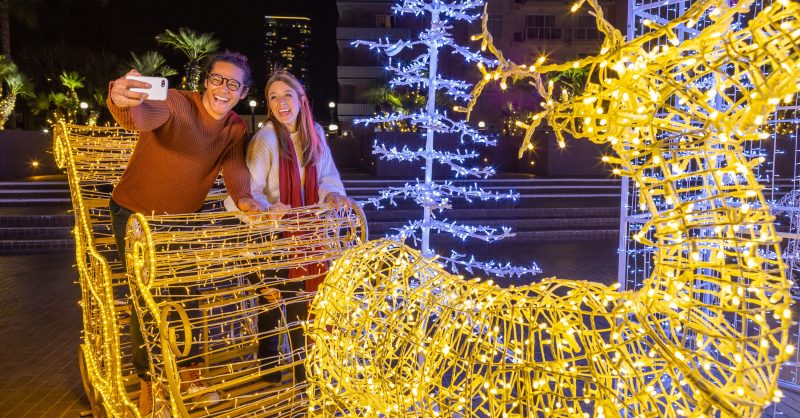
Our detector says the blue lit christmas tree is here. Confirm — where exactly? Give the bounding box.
[353,0,540,277]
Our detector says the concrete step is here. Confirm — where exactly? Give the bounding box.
[0,190,71,198]
[358,196,621,210]
[362,206,620,221]
[0,214,74,227]
[422,229,618,242]
[0,181,69,189]
[0,226,72,240]
[0,198,71,206]
[0,239,74,253]
[368,217,619,234]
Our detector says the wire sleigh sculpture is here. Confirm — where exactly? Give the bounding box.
[306,0,800,416]
[55,121,368,417]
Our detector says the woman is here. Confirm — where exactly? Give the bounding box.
[224,70,347,383]
[225,69,347,218]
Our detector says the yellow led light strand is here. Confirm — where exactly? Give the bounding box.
[307,0,798,416]
[58,120,369,416]
[55,121,141,416]
[125,204,367,416]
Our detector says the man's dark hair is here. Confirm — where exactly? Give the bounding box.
[207,51,252,87]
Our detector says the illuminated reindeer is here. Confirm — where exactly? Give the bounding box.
[307,0,799,416]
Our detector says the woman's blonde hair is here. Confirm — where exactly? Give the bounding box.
[264,70,323,166]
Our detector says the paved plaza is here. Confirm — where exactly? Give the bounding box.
[1,239,799,417]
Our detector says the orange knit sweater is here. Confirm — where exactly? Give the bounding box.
[107,88,252,214]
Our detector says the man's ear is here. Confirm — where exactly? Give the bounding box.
[240,87,250,99]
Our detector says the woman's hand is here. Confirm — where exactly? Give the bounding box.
[324,192,350,209]
[266,202,291,221]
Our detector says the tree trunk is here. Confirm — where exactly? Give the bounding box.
[0,0,9,58]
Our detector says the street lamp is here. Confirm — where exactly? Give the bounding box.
[79,101,88,122]
[328,123,339,133]
[248,99,257,133]
[328,101,336,123]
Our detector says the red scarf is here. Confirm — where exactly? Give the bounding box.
[279,135,327,292]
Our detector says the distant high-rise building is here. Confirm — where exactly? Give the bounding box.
[265,16,312,90]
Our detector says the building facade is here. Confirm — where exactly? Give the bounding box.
[335,0,624,129]
[335,1,414,127]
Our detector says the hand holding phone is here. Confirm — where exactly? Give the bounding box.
[125,76,168,101]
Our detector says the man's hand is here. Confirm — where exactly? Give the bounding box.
[109,69,150,108]
[237,196,265,213]
[324,192,351,209]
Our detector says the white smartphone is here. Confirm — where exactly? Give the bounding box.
[125,76,168,100]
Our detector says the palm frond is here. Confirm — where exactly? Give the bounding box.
[156,27,219,63]
[129,51,178,77]
[58,70,85,91]
[0,55,18,80]
[28,92,50,116]
[6,73,33,97]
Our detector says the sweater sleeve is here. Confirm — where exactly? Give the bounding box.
[106,80,170,131]
[246,128,276,210]
[221,123,254,205]
[315,125,347,202]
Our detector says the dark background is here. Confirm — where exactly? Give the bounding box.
[11,0,339,124]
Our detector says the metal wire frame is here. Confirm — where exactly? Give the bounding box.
[307,0,800,416]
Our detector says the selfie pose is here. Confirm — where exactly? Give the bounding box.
[107,51,263,415]
[224,69,347,384]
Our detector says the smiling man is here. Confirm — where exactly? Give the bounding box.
[106,51,262,415]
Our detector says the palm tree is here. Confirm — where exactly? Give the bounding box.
[58,70,85,123]
[550,65,590,98]
[0,0,41,58]
[156,27,219,91]
[128,51,178,78]
[360,85,403,113]
[0,55,31,128]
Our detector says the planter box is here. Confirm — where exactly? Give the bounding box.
[0,130,59,180]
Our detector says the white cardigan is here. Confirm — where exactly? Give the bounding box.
[224,122,346,212]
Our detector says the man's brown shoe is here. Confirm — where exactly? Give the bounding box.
[139,378,153,416]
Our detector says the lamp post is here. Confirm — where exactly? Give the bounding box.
[248,99,257,133]
[79,101,88,123]
[328,101,336,123]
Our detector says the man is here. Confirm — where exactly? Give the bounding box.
[107,51,262,415]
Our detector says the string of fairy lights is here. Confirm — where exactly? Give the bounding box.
[619,0,800,387]
[57,121,368,417]
[126,206,365,417]
[307,0,799,416]
[54,123,143,416]
[351,0,541,278]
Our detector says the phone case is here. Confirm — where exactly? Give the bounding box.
[126,76,168,101]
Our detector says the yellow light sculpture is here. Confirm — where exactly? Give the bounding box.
[54,122,142,416]
[126,204,366,417]
[307,0,799,416]
[56,121,368,416]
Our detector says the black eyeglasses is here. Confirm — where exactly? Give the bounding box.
[207,73,243,92]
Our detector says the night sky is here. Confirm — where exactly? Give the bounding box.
[12,0,339,121]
